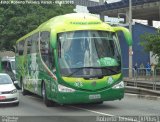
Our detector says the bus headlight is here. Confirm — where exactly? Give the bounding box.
[112,81,124,89]
[58,84,75,93]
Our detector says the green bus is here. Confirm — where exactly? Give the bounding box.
[16,13,132,106]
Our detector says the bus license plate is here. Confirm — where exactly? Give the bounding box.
[89,94,101,100]
[0,96,6,100]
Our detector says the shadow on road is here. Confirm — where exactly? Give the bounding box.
[68,103,119,110]
[0,103,18,108]
[18,91,121,112]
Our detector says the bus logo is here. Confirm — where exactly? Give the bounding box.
[108,77,114,84]
[74,81,83,87]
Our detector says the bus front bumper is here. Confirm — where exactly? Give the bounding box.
[56,87,124,104]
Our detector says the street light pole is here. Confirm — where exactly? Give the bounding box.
[129,0,133,78]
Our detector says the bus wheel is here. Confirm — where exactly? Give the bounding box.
[22,81,28,95]
[42,82,53,107]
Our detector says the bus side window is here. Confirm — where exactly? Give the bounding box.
[27,37,32,54]
[23,39,28,55]
[15,45,18,56]
[50,48,55,70]
[1,61,7,71]
[2,61,11,72]
[31,33,39,54]
[40,31,51,68]
[18,41,25,56]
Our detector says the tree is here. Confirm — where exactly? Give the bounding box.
[140,28,160,64]
[0,1,75,51]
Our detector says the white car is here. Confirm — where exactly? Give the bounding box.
[0,73,19,106]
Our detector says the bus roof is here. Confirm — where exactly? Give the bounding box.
[16,13,115,43]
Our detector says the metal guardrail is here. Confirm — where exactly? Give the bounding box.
[125,86,160,97]
[123,68,160,91]
[123,68,160,81]
[124,80,160,91]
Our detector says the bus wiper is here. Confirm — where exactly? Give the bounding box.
[105,67,119,74]
[83,74,104,80]
[66,67,100,77]
[66,67,83,77]
[66,67,120,77]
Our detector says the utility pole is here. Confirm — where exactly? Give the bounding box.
[129,0,133,78]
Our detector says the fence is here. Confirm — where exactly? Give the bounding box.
[123,68,160,81]
[123,68,160,91]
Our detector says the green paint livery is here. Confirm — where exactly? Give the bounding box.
[62,73,122,91]
[16,13,132,106]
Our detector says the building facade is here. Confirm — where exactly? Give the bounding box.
[119,23,156,72]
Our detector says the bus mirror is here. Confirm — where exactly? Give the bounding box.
[113,26,132,46]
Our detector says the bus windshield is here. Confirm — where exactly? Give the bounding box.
[58,30,121,78]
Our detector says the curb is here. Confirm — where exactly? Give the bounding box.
[125,93,160,101]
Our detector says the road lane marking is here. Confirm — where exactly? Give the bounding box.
[70,106,114,116]
[70,106,140,122]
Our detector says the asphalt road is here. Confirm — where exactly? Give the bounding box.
[0,92,160,122]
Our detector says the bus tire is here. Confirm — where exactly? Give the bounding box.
[42,82,53,107]
[21,80,28,95]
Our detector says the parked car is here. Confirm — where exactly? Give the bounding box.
[0,73,19,106]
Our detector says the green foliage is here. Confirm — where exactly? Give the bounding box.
[0,2,75,51]
[140,28,160,64]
